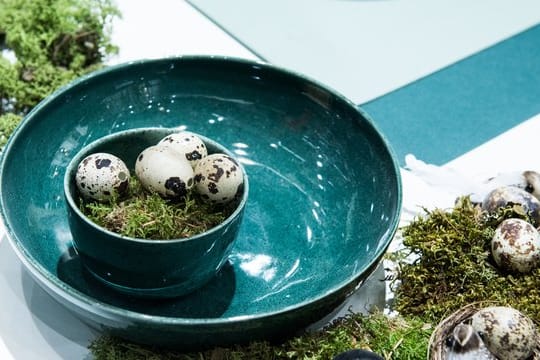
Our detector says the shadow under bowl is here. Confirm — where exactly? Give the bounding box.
[0,56,401,348]
[63,128,248,298]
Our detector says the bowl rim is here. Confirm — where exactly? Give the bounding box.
[63,126,249,244]
[0,55,402,327]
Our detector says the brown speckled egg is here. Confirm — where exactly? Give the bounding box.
[157,131,207,168]
[482,186,540,224]
[135,145,194,199]
[75,153,130,202]
[471,306,537,360]
[194,153,243,204]
[491,218,540,273]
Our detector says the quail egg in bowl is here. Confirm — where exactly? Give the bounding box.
[75,152,130,202]
[194,153,244,204]
[0,56,401,348]
[134,145,196,199]
[157,131,208,167]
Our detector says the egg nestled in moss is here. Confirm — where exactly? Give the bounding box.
[491,218,540,273]
[75,152,130,202]
[135,145,194,199]
[194,153,244,204]
[482,186,540,224]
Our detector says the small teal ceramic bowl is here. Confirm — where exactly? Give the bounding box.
[0,56,402,348]
[63,127,248,298]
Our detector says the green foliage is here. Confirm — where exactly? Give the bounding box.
[89,312,432,360]
[282,313,431,360]
[80,177,230,240]
[394,196,540,323]
[0,112,21,147]
[0,0,119,66]
[0,0,120,138]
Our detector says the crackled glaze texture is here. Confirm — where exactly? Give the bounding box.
[0,57,401,348]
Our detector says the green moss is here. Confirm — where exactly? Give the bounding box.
[85,193,540,359]
[0,0,119,136]
[0,112,21,147]
[89,312,432,360]
[393,196,540,323]
[80,177,230,240]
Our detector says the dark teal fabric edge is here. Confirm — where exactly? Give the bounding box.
[361,23,540,166]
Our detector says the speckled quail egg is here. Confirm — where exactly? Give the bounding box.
[135,145,194,199]
[75,153,130,202]
[194,153,244,204]
[491,218,540,273]
[482,186,540,224]
[157,131,208,168]
[471,306,537,360]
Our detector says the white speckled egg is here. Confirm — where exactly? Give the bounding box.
[482,186,540,223]
[491,218,540,273]
[194,153,244,204]
[135,145,194,199]
[75,153,130,202]
[157,131,207,168]
[471,306,537,360]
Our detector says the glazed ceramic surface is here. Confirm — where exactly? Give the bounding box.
[64,128,247,298]
[0,56,401,348]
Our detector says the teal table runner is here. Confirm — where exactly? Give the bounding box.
[362,24,540,165]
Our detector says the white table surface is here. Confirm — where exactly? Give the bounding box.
[1,1,540,358]
[188,0,540,105]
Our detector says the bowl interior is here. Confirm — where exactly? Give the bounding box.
[0,57,401,323]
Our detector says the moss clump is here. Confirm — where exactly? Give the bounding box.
[394,196,540,323]
[0,112,20,147]
[0,0,120,141]
[85,194,540,358]
[89,311,432,360]
[81,177,230,240]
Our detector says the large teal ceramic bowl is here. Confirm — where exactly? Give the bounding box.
[0,56,401,348]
